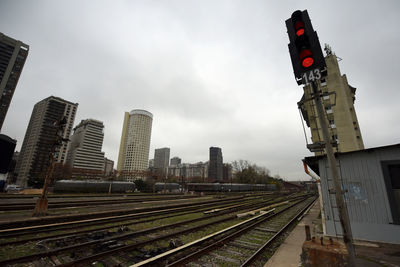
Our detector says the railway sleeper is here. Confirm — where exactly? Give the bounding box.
[209,252,241,264]
[231,240,259,250]
[224,248,245,256]
[93,240,125,253]
[254,226,277,233]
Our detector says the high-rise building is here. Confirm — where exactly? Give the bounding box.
[170,157,181,166]
[148,159,154,168]
[223,163,233,181]
[208,147,223,181]
[15,96,78,187]
[154,147,170,175]
[104,157,114,177]
[117,109,153,181]
[0,33,29,131]
[66,119,105,175]
[299,52,364,155]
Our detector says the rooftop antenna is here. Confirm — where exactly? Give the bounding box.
[324,43,332,56]
[325,43,342,61]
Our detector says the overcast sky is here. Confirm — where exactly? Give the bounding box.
[1,1,399,180]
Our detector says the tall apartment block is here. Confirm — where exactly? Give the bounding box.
[66,119,105,174]
[299,53,364,155]
[208,147,223,181]
[117,109,153,181]
[0,33,29,131]
[15,96,78,187]
[154,147,170,176]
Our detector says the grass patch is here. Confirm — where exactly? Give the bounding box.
[0,242,39,261]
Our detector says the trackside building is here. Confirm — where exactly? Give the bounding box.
[304,143,400,243]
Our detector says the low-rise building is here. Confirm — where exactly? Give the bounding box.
[304,143,400,243]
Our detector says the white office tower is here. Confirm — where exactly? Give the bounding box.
[117,110,153,181]
[66,119,105,174]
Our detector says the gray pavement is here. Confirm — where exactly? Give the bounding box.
[264,199,321,267]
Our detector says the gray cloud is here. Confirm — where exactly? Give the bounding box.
[1,0,399,180]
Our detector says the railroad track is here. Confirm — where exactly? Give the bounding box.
[0,195,247,230]
[131,196,316,267]
[0,194,310,266]
[0,195,200,211]
[0,197,273,245]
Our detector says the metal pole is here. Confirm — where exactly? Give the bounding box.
[32,153,55,216]
[33,117,67,217]
[311,81,356,266]
[108,177,113,195]
[304,162,326,235]
[164,167,168,194]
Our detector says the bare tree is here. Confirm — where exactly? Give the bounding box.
[231,159,251,173]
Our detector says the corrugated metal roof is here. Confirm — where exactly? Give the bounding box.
[303,143,400,175]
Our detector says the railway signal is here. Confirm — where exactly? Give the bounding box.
[33,117,69,216]
[286,10,326,85]
[285,10,356,266]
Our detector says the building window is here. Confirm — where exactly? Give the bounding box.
[325,107,333,114]
[381,160,400,224]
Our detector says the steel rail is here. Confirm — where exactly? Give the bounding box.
[55,211,267,267]
[0,212,237,265]
[0,198,268,246]
[0,196,245,231]
[132,197,312,266]
[0,195,308,266]
[240,197,317,266]
[0,195,199,211]
[1,195,305,236]
[0,197,291,265]
[51,198,306,267]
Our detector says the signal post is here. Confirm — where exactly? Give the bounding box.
[285,10,356,266]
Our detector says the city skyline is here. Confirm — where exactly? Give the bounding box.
[1,1,399,180]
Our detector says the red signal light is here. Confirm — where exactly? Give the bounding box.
[296,28,305,36]
[299,49,314,68]
[295,21,305,36]
[302,57,314,68]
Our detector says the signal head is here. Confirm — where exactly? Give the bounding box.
[285,10,326,83]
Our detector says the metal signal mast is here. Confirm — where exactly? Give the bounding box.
[286,10,356,266]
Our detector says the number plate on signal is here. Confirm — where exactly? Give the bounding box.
[302,69,322,85]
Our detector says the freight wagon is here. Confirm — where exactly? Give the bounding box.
[54,180,135,193]
[186,183,276,192]
[154,183,181,192]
